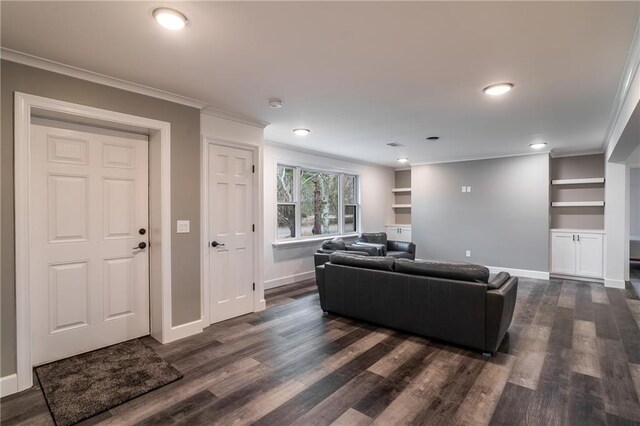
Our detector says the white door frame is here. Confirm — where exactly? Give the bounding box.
[14,92,175,392]
[200,136,265,326]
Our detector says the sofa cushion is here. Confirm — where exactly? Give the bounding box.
[322,237,346,251]
[488,271,511,289]
[394,259,490,283]
[359,232,388,246]
[345,245,377,256]
[387,251,414,260]
[329,252,395,271]
[354,242,387,256]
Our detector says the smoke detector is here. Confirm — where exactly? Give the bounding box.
[268,99,283,109]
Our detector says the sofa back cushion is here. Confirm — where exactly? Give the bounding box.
[322,237,346,251]
[359,232,388,246]
[354,241,387,256]
[329,252,395,271]
[394,258,490,283]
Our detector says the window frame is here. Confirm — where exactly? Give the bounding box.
[276,163,361,242]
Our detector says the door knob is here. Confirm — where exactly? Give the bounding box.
[133,242,147,250]
[211,241,225,248]
[139,228,146,235]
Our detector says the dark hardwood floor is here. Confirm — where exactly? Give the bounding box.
[3,276,640,425]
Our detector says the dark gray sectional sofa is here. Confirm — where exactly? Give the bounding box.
[315,252,518,355]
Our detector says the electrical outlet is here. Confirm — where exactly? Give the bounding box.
[465,250,471,257]
[461,186,467,193]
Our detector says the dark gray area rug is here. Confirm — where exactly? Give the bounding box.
[35,339,182,426]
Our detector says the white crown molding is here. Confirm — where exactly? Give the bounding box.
[264,139,392,169]
[549,148,605,158]
[1,48,208,109]
[410,149,550,167]
[603,16,640,152]
[201,106,269,129]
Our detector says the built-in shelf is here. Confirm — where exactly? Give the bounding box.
[391,187,412,193]
[551,201,605,207]
[551,178,605,185]
[392,204,411,209]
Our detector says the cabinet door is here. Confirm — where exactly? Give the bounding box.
[576,233,604,278]
[401,227,412,243]
[551,232,576,275]
[385,226,400,241]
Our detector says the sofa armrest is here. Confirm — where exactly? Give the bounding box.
[485,276,518,353]
[388,240,416,255]
[315,265,327,311]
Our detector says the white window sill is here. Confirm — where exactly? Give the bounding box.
[272,233,359,248]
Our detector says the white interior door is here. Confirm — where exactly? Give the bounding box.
[576,233,604,278]
[30,122,150,365]
[551,232,577,275]
[208,143,255,323]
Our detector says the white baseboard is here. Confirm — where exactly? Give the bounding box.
[264,271,315,290]
[164,319,203,343]
[550,273,603,284]
[1,374,18,398]
[487,266,550,280]
[605,278,626,289]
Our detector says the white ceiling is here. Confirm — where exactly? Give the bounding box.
[2,1,639,167]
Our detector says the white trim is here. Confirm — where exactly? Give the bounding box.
[264,139,392,169]
[605,278,626,289]
[14,93,175,393]
[410,150,551,167]
[2,48,207,109]
[603,17,640,153]
[201,137,263,327]
[1,374,18,398]
[201,106,269,129]
[550,273,604,284]
[550,149,605,159]
[550,228,606,234]
[391,188,411,193]
[487,266,550,280]
[168,319,204,342]
[272,233,358,248]
[392,204,412,209]
[0,374,18,398]
[265,271,315,290]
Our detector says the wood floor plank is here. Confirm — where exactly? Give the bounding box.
[330,408,373,426]
[598,338,640,422]
[608,288,640,364]
[566,372,606,425]
[452,352,516,425]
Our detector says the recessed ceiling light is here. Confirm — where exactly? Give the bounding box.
[483,83,514,96]
[293,128,310,136]
[153,8,188,31]
[530,142,548,150]
[426,136,440,141]
[397,157,409,163]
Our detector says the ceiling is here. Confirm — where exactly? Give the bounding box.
[2,1,639,167]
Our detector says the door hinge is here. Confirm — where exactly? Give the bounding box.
[253,282,256,291]
[252,224,255,232]
[252,165,255,173]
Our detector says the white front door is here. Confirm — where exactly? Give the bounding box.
[208,143,255,323]
[30,123,150,365]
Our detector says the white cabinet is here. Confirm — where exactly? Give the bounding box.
[385,225,412,242]
[551,231,603,279]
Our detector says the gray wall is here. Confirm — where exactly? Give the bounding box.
[411,154,549,271]
[1,60,201,376]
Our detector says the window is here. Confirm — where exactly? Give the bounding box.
[276,165,359,240]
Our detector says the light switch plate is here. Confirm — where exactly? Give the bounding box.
[466,250,471,257]
[177,220,190,234]
[461,186,467,193]
[467,186,472,193]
